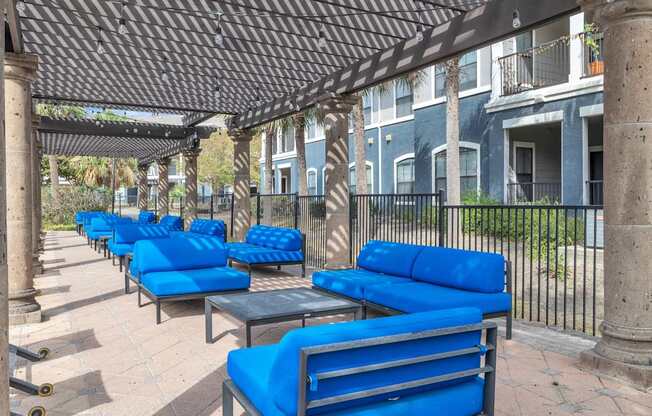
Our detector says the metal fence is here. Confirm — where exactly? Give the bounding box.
[506,182,562,204]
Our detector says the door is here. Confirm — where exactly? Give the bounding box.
[515,146,534,201]
[589,151,603,204]
[281,176,288,194]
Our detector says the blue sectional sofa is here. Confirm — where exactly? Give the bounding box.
[226,225,305,277]
[79,211,104,236]
[223,307,497,416]
[170,218,227,242]
[313,240,512,339]
[131,237,250,324]
[158,215,183,231]
[86,215,133,251]
[108,224,171,277]
[138,210,157,224]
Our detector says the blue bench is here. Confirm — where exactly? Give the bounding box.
[108,224,171,277]
[78,211,104,236]
[170,218,227,242]
[226,225,305,277]
[86,215,133,251]
[131,238,250,324]
[224,307,497,416]
[138,210,157,224]
[159,215,183,231]
[313,241,512,339]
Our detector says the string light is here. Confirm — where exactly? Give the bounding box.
[161,56,170,83]
[317,25,327,49]
[215,13,224,47]
[512,9,521,29]
[118,2,128,35]
[415,2,424,42]
[254,87,262,106]
[16,1,26,14]
[214,78,221,101]
[96,26,106,54]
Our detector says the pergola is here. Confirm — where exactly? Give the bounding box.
[1,0,651,411]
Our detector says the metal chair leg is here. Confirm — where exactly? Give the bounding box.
[156,301,162,325]
[222,381,234,416]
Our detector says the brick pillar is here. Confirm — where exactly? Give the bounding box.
[317,94,357,270]
[230,129,253,242]
[183,148,200,229]
[157,158,170,217]
[4,53,40,324]
[579,0,652,388]
[31,114,42,275]
[136,163,149,211]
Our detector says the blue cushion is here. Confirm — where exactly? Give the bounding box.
[140,267,250,296]
[227,242,303,264]
[86,230,112,241]
[108,241,133,256]
[138,211,157,224]
[268,308,482,415]
[245,225,302,251]
[159,215,183,231]
[312,269,412,300]
[327,377,485,416]
[132,238,227,276]
[189,219,226,237]
[412,247,505,293]
[365,282,512,315]
[113,224,169,244]
[89,217,112,232]
[356,241,424,278]
[172,231,226,242]
[227,345,285,416]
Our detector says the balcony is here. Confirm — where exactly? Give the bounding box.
[507,182,562,204]
[582,31,605,77]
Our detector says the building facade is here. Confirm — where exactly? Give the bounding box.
[261,12,604,206]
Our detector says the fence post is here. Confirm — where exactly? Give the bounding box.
[256,194,261,225]
[180,196,184,218]
[230,194,235,238]
[293,193,299,229]
[437,189,445,247]
[348,193,354,264]
[210,195,214,220]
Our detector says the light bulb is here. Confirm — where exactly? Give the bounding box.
[416,24,424,42]
[97,40,106,54]
[318,30,327,49]
[214,87,221,101]
[161,71,169,83]
[119,18,128,35]
[512,9,521,29]
[16,1,26,14]
[215,26,224,47]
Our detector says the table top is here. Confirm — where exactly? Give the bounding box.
[207,288,360,322]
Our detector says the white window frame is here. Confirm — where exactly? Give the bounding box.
[321,166,326,195]
[512,141,537,183]
[431,141,481,195]
[393,153,416,194]
[306,168,318,195]
[348,161,374,194]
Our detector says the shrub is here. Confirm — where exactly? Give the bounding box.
[42,186,112,226]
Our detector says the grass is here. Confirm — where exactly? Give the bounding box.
[43,222,76,231]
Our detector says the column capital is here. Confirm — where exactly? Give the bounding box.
[182,147,202,158]
[4,53,38,83]
[316,93,358,115]
[229,128,253,142]
[156,157,171,166]
[137,162,149,171]
[579,0,652,26]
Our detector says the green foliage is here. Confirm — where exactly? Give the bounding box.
[170,184,185,198]
[42,186,111,225]
[36,104,86,118]
[43,223,77,231]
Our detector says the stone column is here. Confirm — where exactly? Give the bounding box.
[230,129,253,241]
[136,163,149,211]
[183,148,200,229]
[317,94,357,270]
[31,114,42,275]
[579,0,652,388]
[4,53,40,324]
[157,158,170,217]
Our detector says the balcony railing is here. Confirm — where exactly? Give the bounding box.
[507,182,562,204]
[499,38,570,96]
[586,180,603,205]
[582,32,604,77]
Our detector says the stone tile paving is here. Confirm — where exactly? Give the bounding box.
[9,231,652,415]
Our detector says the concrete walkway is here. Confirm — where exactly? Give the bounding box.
[9,231,652,415]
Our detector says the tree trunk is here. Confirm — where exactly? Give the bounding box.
[294,114,308,196]
[263,126,275,224]
[445,56,461,205]
[48,155,61,221]
[353,95,367,195]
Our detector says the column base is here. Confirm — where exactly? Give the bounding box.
[9,288,42,325]
[580,348,652,391]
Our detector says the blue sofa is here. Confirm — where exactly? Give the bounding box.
[86,215,133,251]
[226,225,305,277]
[159,215,183,231]
[313,240,512,339]
[171,218,227,242]
[224,307,497,416]
[108,224,171,277]
[131,238,250,324]
[79,211,104,236]
[138,210,157,224]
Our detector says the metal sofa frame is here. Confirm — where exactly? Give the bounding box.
[228,233,306,278]
[223,321,498,416]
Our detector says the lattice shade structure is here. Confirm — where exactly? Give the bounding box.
[40,133,182,159]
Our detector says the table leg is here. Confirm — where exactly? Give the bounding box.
[205,299,213,344]
[301,318,306,328]
[245,323,252,347]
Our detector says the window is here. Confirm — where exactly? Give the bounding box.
[395,82,413,118]
[307,170,317,195]
[395,157,415,194]
[349,163,373,194]
[433,145,479,196]
[434,64,446,98]
[281,126,295,153]
[362,92,373,126]
[271,132,278,154]
[434,51,478,98]
[306,119,316,140]
[168,161,177,176]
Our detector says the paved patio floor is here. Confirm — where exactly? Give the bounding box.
[9,231,652,416]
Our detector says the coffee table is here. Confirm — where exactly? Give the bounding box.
[205,288,363,346]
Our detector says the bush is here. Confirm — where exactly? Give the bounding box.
[42,186,112,226]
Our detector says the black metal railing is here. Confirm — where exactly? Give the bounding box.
[507,182,562,204]
[253,193,298,229]
[582,31,604,78]
[499,38,570,96]
[298,195,327,268]
[586,180,603,205]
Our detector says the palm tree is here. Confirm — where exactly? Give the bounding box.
[48,155,61,211]
[68,157,136,188]
[261,121,279,224]
[444,56,461,205]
